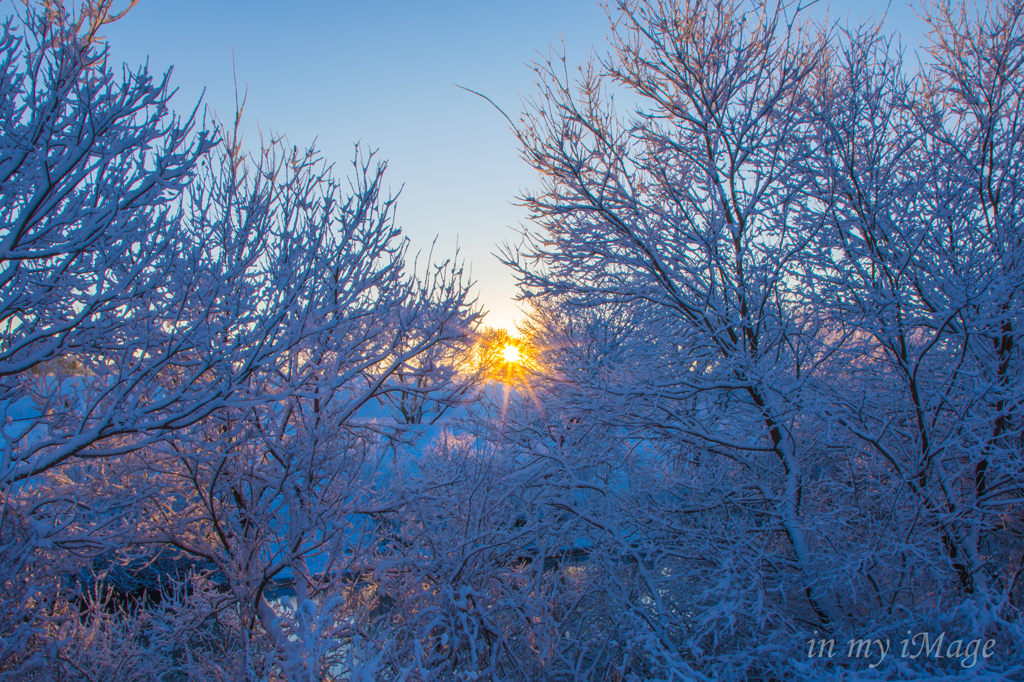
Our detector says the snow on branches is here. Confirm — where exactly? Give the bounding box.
[0,1,477,678]
[3,0,1024,680]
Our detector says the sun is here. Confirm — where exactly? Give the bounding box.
[501,343,521,364]
[474,327,534,383]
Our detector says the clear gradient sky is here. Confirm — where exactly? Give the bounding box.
[17,1,931,331]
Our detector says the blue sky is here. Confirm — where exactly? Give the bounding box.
[23,1,930,330]
[98,0,613,331]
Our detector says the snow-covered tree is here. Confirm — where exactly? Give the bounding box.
[497,0,1024,678]
[0,2,477,678]
[126,129,476,680]
[0,2,210,673]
